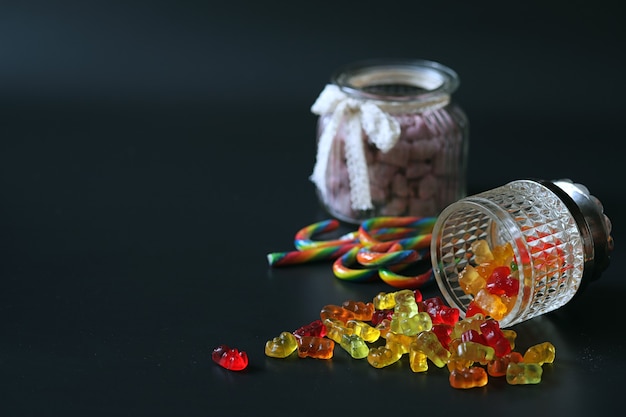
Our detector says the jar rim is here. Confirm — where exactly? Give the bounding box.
[431,198,527,327]
[331,59,460,102]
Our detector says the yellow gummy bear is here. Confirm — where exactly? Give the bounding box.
[474,289,508,321]
[265,331,298,358]
[458,264,486,296]
[471,240,495,264]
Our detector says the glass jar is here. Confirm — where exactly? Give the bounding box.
[310,59,469,224]
[430,179,613,328]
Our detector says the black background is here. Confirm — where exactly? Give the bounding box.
[1,1,624,416]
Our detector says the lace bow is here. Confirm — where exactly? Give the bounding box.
[310,84,401,211]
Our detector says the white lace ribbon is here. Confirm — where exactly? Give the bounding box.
[310,84,402,211]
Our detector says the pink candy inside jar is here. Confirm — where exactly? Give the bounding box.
[310,59,469,224]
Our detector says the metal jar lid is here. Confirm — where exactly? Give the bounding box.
[539,179,613,289]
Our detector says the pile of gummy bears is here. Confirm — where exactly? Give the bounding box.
[262,288,554,389]
[212,216,556,389]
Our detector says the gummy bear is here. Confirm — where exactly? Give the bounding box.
[480,319,512,357]
[385,332,416,355]
[391,311,433,336]
[394,289,420,316]
[265,332,298,358]
[523,341,556,365]
[339,334,369,359]
[212,344,249,371]
[431,323,453,350]
[474,289,508,321]
[391,289,430,336]
[320,305,356,323]
[371,309,394,326]
[375,318,392,339]
[491,242,515,267]
[471,239,495,264]
[341,300,375,321]
[506,362,543,385]
[446,339,473,372]
[293,319,327,338]
[373,291,397,310]
[420,295,444,312]
[367,345,402,368]
[438,306,460,325]
[323,317,354,343]
[501,329,517,350]
[465,301,486,318]
[346,319,381,343]
[450,314,485,340]
[449,366,489,389]
[453,341,495,365]
[458,265,486,296]
[296,336,335,359]
[460,329,486,345]
[420,296,460,325]
[487,351,523,377]
[414,330,450,368]
[485,266,519,297]
[409,343,429,373]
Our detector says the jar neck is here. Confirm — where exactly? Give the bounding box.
[331,59,459,112]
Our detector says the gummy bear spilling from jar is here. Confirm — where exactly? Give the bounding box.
[264,287,555,389]
[458,240,519,321]
[458,234,569,323]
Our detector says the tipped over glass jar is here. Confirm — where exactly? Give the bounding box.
[310,59,469,224]
[430,179,613,328]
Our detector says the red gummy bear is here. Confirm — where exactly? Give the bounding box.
[370,309,394,326]
[431,323,453,350]
[420,296,459,325]
[479,319,512,357]
[212,344,249,371]
[461,329,487,345]
[485,266,519,297]
[293,319,327,339]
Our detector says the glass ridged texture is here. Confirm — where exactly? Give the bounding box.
[313,59,469,224]
[432,180,585,328]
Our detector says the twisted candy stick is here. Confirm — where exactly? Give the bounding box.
[392,233,433,251]
[332,246,380,282]
[294,219,359,250]
[359,216,436,246]
[355,232,432,267]
[333,246,410,283]
[354,219,434,288]
[269,219,358,267]
[333,220,433,285]
[267,243,358,267]
[356,241,420,266]
[379,267,434,289]
[370,232,433,288]
[360,227,422,243]
[295,220,415,251]
[269,216,437,289]
[270,220,423,267]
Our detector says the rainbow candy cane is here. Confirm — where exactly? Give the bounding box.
[268,216,437,289]
[267,243,358,267]
[356,241,420,266]
[333,246,411,283]
[294,219,358,250]
[332,246,381,283]
[379,267,434,289]
[359,216,436,246]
